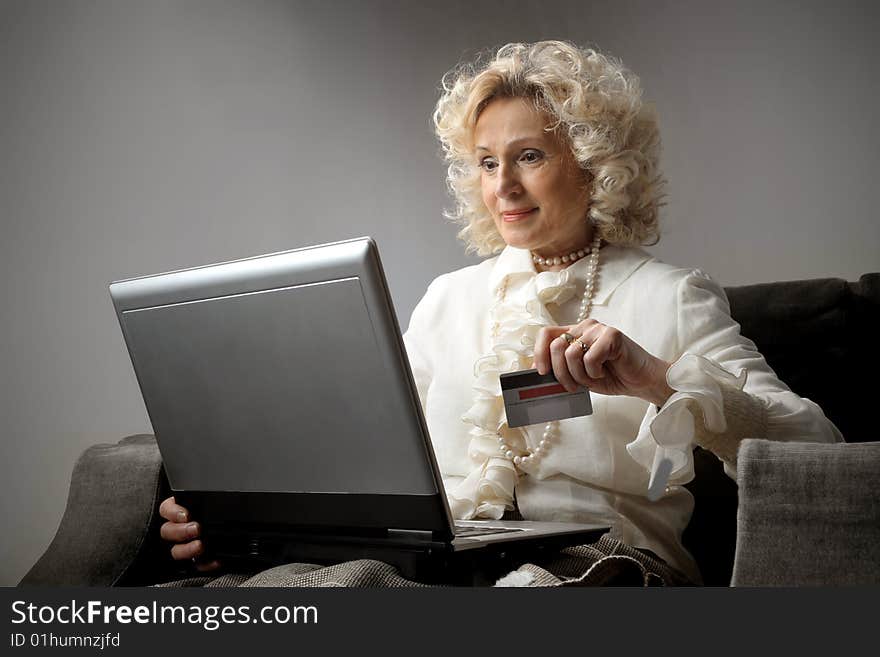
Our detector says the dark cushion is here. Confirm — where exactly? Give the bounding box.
[726,273,879,443]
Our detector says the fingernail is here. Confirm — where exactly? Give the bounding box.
[177,511,187,522]
[186,522,198,538]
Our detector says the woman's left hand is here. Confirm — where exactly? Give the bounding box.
[533,319,674,407]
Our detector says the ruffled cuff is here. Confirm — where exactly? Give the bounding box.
[627,353,767,500]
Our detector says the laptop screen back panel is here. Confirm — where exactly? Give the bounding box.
[110,238,451,534]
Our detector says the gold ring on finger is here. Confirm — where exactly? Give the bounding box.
[574,338,589,352]
[560,332,576,345]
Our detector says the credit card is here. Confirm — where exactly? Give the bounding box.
[500,368,593,428]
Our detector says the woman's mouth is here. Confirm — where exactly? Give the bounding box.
[502,208,537,222]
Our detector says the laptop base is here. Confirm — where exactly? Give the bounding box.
[206,526,606,586]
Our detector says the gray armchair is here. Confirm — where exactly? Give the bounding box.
[20,273,880,586]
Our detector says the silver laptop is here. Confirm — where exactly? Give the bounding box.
[109,237,608,583]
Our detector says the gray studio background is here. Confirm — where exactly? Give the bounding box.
[2,0,878,586]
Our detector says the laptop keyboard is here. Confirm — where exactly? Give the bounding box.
[454,523,523,538]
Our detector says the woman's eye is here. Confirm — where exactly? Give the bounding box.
[479,158,498,172]
[520,150,543,164]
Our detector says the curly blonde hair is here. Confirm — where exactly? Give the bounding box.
[433,40,666,256]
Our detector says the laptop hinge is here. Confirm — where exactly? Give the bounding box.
[387,528,435,541]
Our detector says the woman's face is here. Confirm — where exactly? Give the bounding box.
[474,96,592,258]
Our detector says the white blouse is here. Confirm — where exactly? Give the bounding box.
[402,244,842,581]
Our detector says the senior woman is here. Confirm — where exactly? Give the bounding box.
[159,40,842,584]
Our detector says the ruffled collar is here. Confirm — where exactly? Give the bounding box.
[446,243,655,520]
[486,244,654,305]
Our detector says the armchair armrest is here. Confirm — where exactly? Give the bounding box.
[731,439,880,586]
[19,434,177,586]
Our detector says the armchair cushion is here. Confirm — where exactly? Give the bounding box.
[732,438,880,586]
[19,434,173,586]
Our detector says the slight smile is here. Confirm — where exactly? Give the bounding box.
[502,208,537,222]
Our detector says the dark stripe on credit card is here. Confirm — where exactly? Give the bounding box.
[500,368,557,390]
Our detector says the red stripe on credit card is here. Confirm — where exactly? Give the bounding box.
[518,383,567,400]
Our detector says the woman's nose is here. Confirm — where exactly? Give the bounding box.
[495,163,522,198]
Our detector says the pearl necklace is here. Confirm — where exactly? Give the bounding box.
[531,245,591,267]
[499,233,602,472]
